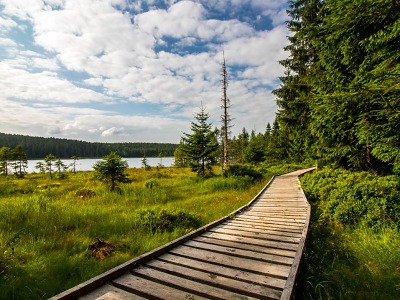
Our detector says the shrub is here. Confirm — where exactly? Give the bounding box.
[200,176,253,192]
[301,167,400,228]
[224,164,263,182]
[133,208,202,233]
[144,179,159,189]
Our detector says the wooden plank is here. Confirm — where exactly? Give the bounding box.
[245,207,308,212]
[227,218,304,233]
[78,284,146,300]
[238,214,306,225]
[219,218,304,230]
[241,211,307,217]
[158,253,287,289]
[234,214,306,222]
[113,273,209,300]
[235,215,306,225]
[215,225,302,244]
[227,220,303,237]
[220,224,300,243]
[145,259,282,299]
[184,240,293,265]
[169,245,291,278]
[210,227,301,244]
[194,235,296,257]
[131,266,258,300]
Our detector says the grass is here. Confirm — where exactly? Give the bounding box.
[298,168,400,299]
[0,165,276,300]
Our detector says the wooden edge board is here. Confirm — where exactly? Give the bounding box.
[279,175,313,300]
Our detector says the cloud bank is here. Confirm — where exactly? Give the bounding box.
[0,0,290,143]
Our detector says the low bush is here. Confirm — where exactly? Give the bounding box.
[200,176,253,192]
[133,208,202,233]
[301,167,400,228]
[224,164,263,182]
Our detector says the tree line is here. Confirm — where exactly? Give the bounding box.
[272,0,399,174]
[0,133,177,159]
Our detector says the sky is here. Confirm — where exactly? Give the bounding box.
[0,0,290,143]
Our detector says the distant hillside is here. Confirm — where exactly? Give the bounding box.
[0,133,178,159]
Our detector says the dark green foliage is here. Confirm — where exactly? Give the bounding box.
[244,131,266,163]
[181,105,219,176]
[0,132,177,159]
[134,208,202,234]
[0,146,11,176]
[93,152,130,191]
[224,164,263,182]
[173,142,187,167]
[11,145,28,178]
[273,0,400,174]
[44,154,57,179]
[301,167,400,228]
[273,0,323,163]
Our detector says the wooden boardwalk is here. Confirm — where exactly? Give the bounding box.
[50,168,315,300]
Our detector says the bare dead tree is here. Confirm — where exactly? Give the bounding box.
[221,51,232,171]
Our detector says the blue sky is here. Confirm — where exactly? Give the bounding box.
[0,0,290,143]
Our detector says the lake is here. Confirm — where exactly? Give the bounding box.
[25,157,174,173]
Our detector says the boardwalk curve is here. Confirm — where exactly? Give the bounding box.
[50,167,315,300]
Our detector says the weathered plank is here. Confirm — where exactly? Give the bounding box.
[145,259,282,299]
[157,253,287,290]
[169,245,292,278]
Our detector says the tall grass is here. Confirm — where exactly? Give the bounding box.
[0,166,272,299]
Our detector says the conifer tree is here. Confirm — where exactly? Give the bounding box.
[0,146,11,176]
[181,104,219,176]
[310,0,400,172]
[11,145,28,178]
[93,152,130,191]
[273,0,323,162]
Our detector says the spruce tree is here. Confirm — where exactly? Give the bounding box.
[273,0,323,162]
[93,152,130,191]
[181,104,219,176]
[310,0,400,172]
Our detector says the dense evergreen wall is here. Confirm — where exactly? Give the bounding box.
[0,133,177,159]
[272,0,399,174]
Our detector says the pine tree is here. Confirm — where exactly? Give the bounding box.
[11,145,28,178]
[0,146,11,176]
[93,152,130,191]
[181,104,219,176]
[44,154,56,179]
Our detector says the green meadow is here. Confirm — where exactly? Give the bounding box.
[0,166,273,299]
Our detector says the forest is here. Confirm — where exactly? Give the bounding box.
[0,132,177,159]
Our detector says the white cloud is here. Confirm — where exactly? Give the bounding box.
[0,0,290,143]
[0,16,18,30]
[0,62,109,103]
[101,127,125,137]
[0,37,17,47]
